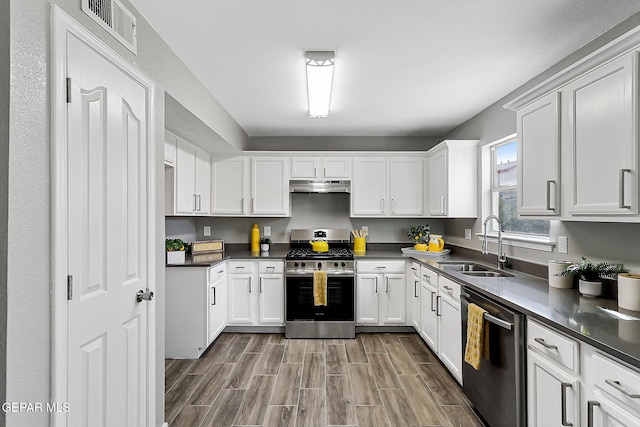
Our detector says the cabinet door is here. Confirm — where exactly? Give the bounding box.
[420,275,438,352]
[352,158,387,216]
[438,296,462,383]
[164,131,176,167]
[527,350,580,427]
[565,54,638,216]
[228,274,254,324]
[174,138,196,214]
[194,148,210,215]
[258,275,284,324]
[410,276,420,331]
[322,157,350,178]
[380,274,406,324]
[208,278,227,344]
[390,157,424,216]
[428,148,448,216]
[517,92,560,215]
[356,274,379,324]
[211,157,247,215]
[251,157,290,216]
[589,390,640,427]
[290,157,320,178]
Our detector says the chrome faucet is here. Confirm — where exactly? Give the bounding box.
[482,215,508,270]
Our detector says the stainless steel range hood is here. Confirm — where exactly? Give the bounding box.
[289,180,351,193]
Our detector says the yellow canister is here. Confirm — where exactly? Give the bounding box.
[354,237,366,254]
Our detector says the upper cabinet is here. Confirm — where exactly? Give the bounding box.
[517,92,560,216]
[251,157,290,216]
[290,156,350,179]
[427,141,478,218]
[211,156,247,215]
[351,155,426,217]
[168,131,211,216]
[506,31,640,222]
[164,131,177,167]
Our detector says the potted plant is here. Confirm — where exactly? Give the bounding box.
[556,257,625,297]
[260,237,272,252]
[166,238,188,264]
[407,225,430,251]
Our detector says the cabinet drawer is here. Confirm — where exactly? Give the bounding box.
[527,319,579,373]
[259,261,284,274]
[439,276,460,301]
[207,263,227,284]
[357,260,406,274]
[592,352,640,413]
[409,262,421,278]
[420,266,438,286]
[228,261,255,274]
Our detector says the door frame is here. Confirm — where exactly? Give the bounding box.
[50,6,157,426]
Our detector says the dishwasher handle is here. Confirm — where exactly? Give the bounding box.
[461,290,514,331]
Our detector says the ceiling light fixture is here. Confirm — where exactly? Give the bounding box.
[305,51,335,118]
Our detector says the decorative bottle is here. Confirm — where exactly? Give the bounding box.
[251,223,260,253]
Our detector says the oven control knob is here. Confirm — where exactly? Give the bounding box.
[341,262,346,267]
[334,262,339,267]
[294,262,299,268]
[301,262,306,267]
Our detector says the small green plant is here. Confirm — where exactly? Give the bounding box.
[555,257,625,282]
[260,237,272,245]
[407,225,430,244]
[165,238,187,252]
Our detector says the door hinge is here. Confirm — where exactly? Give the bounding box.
[67,275,73,300]
[66,78,71,103]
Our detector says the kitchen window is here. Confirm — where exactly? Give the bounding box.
[480,134,554,252]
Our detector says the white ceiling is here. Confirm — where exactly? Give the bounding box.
[130,0,640,137]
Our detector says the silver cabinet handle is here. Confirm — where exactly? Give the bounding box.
[314,167,317,177]
[259,277,263,293]
[587,400,600,427]
[484,313,513,330]
[197,194,202,211]
[605,379,640,398]
[422,274,430,281]
[414,281,418,298]
[385,277,389,293]
[436,295,441,317]
[534,337,558,350]
[619,168,631,209]
[241,197,245,214]
[374,277,378,293]
[235,266,245,271]
[440,196,445,215]
[442,285,452,291]
[546,180,555,211]
[561,382,572,426]
[430,291,435,312]
[249,277,252,293]
[193,193,197,211]
[251,197,256,213]
[323,167,326,177]
[211,287,216,305]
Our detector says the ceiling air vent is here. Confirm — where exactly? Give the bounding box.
[82,0,138,54]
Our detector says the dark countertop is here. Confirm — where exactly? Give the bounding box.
[167,242,640,368]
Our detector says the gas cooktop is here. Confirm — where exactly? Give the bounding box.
[286,247,354,260]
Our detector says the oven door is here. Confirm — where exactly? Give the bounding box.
[285,274,354,322]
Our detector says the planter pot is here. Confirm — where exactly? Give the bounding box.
[260,244,270,252]
[167,250,186,264]
[414,243,427,251]
[548,260,574,289]
[579,279,603,297]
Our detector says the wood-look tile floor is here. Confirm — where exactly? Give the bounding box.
[165,333,486,427]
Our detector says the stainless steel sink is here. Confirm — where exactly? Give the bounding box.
[462,271,514,278]
[437,262,489,272]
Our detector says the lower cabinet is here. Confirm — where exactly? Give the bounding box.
[227,260,284,326]
[356,261,406,325]
[408,262,421,330]
[165,264,227,358]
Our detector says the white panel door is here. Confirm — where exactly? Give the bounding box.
[175,138,196,214]
[517,92,560,215]
[66,32,151,427]
[428,148,448,216]
[420,281,438,352]
[410,276,420,331]
[356,274,379,324]
[251,157,289,215]
[194,148,210,215]
[390,157,424,216]
[258,275,284,324]
[208,278,227,344]
[438,296,462,382]
[589,390,640,427]
[352,158,387,216]
[380,274,406,324]
[565,54,637,216]
[211,157,247,215]
[322,157,350,178]
[290,157,320,178]
[228,274,254,324]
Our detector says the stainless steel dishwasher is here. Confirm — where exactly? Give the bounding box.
[460,286,526,427]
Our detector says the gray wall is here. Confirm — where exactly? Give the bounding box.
[245,136,442,152]
[0,0,9,424]
[443,12,640,273]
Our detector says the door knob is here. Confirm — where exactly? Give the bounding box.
[136,289,154,303]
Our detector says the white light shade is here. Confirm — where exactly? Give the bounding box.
[305,51,334,118]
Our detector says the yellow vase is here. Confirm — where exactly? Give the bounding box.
[414,243,428,251]
[428,234,445,252]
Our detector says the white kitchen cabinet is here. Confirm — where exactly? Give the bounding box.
[517,92,561,216]
[408,262,421,331]
[227,260,284,326]
[588,391,640,427]
[290,156,350,179]
[351,157,388,216]
[174,135,210,215]
[427,140,478,217]
[250,157,290,216]
[419,267,438,351]
[165,264,227,358]
[356,261,406,325]
[562,53,638,217]
[389,157,424,216]
[164,130,177,167]
[211,156,247,215]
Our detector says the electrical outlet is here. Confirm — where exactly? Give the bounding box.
[558,236,568,254]
[264,226,271,237]
[362,226,368,231]
[465,229,472,240]
[203,226,211,237]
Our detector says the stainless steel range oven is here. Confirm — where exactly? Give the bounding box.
[285,229,355,339]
